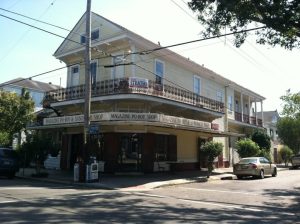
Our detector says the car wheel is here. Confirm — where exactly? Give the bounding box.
[236,175,243,180]
[272,168,277,177]
[259,170,264,179]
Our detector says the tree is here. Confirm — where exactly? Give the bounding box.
[236,138,260,158]
[201,141,223,177]
[188,0,300,49]
[280,91,300,118]
[277,117,300,154]
[279,146,293,167]
[19,132,58,175]
[251,130,271,161]
[0,89,35,145]
[0,131,10,147]
[277,91,300,154]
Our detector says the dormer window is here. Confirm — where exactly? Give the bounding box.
[80,29,100,44]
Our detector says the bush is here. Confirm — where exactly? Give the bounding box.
[251,130,271,151]
[201,141,223,177]
[279,146,293,167]
[236,138,260,158]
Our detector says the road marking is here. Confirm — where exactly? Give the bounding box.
[131,192,263,212]
[0,200,18,204]
[179,187,261,196]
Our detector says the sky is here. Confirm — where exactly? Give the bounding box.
[0,0,299,112]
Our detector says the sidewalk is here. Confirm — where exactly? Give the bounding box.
[15,166,289,191]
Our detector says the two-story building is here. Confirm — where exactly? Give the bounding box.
[35,12,264,173]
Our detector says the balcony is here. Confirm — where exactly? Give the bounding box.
[44,78,224,114]
[234,111,263,127]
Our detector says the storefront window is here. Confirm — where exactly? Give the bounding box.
[155,135,168,161]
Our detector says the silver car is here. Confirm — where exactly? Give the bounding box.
[233,157,277,179]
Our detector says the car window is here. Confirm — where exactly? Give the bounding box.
[259,158,265,164]
[264,158,270,163]
[0,149,17,158]
[239,158,257,164]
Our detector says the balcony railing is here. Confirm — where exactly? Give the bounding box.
[44,78,224,114]
[234,111,263,127]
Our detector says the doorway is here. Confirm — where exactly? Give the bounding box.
[118,134,143,172]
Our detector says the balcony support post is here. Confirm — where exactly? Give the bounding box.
[240,92,244,122]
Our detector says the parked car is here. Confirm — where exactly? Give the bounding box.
[291,154,300,169]
[233,157,277,179]
[0,148,19,178]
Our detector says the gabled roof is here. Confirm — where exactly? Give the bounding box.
[258,110,280,122]
[0,78,61,92]
[54,11,265,100]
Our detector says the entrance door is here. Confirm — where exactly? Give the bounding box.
[118,134,142,172]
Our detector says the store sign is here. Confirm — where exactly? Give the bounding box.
[43,112,211,130]
[129,77,149,88]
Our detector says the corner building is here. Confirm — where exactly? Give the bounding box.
[35,12,265,173]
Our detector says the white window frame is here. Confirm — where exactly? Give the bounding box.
[193,75,201,95]
[216,90,223,102]
[69,65,80,87]
[155,59,164,84]
[228,95,233,111]
[111,52,125,79]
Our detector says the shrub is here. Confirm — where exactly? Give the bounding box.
[236,138,260,158]
[279,146,293,167]
[201,141,223,177]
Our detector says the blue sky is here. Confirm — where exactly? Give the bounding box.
[0,0,299,112]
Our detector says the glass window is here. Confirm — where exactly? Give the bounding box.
[70,65,80,86]
[155,135,168,161]
[228,96,233,111]
[194,76,201,95]
[91,29,99,40]
[216,90,223,102]
[155,60,164,84]
[80,29,100,44]
[90,61,97,86]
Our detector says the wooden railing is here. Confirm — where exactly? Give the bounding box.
[44,78,224,114]
[234,111,263,127]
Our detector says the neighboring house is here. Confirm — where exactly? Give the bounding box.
[0,78,61,111]
[34,12,265,173]
[258,110,282,163]
[0,78,61,147]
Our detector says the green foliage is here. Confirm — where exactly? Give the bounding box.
[280,92,300,118]
[279,146,293,166]
[201,141,223,163]
[277,117,300,154]
[236,138,260,158]
[188,0,300,49]
[0,89,35,144]
[0,131,10,147]
[251,130,271,151]
[251,130,271,161]
[19,132,58,173]
[277,91,300,154]
[201,141,223,177]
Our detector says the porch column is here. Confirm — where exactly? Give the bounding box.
[248,96,251,123]
[130,41,136,77]
[261,100,264,125]
[255,100,257,125]
[240,92,244,122]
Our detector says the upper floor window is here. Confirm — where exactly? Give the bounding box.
[70,65,80,87]
[193,75,201,95]
[216,90,223,102]
[90,61,97,86]
[155,59,164,84]
[228,96,233,111]
[80,29,100,44]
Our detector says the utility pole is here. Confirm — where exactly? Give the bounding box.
[84,0,92,146]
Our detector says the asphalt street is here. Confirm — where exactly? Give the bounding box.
[0,169,299,223]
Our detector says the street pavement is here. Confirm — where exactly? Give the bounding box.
[15,166,289,191]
